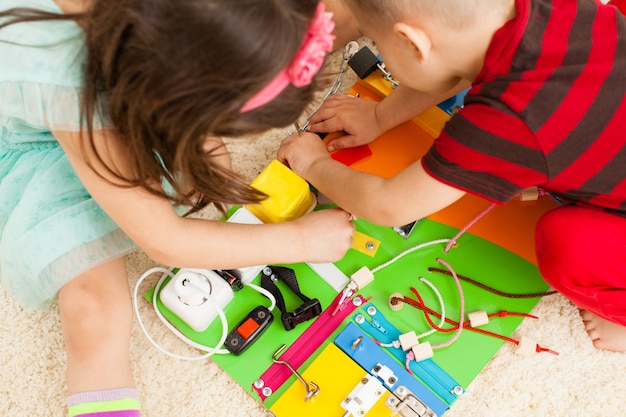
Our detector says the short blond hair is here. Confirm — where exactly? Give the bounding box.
[344,0,504,29]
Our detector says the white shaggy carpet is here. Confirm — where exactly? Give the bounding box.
[1,42,625,417]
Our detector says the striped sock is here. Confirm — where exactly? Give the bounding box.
[67,388,141,417]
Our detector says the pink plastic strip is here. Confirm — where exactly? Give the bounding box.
[253,292,364,401]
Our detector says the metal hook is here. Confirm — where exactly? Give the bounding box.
[272,344,320,401]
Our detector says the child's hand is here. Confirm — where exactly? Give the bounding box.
[293,208,355,262]
[306,94,384,151]
[277,131,331,179]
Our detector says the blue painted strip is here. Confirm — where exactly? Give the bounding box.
[354,303,462,405]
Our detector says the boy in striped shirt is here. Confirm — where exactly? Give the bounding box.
[279,0,626,351]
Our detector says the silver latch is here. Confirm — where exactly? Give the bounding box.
[386,386,437,417]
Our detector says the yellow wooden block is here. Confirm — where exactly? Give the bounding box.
[245,160,316,224]
[269,344,392,417]
[351,231,381,257]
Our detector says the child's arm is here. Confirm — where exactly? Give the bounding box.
[307,80,471,151]
[55,129,355,268]
[278,131,465,227]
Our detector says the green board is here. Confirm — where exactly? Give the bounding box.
[146,213,548,411]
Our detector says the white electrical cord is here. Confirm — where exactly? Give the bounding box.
[244,281,277,312]
[371,238,452,274]
[133,267,276,361]
[133,267,229,360]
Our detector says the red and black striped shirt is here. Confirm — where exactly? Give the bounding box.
[422,0,626,216]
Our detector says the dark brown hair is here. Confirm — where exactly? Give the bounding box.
[1,0,325,213]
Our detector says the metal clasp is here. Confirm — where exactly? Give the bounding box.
[281,298,322,331]
[272,344,320,401]
[386,386,437,417]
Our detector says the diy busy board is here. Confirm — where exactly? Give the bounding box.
[146,68,559,417]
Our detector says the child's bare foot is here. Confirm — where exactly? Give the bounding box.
[580,310,626,352]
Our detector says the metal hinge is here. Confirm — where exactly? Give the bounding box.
[386,386,437,417]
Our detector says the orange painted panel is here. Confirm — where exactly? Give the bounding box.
[325,82,558,264]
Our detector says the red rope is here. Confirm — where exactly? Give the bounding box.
[393,294,559,356]
[409,287,538,333]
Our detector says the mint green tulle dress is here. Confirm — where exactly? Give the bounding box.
[0,0,136,311]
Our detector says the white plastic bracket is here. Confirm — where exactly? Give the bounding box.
[371,363,398,389]
[341,373,385,417]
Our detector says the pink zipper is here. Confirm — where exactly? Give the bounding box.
[252,292,364,401]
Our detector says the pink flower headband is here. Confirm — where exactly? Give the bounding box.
[240,3,335,113]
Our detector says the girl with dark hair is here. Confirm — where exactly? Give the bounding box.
[0,0,354,415]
